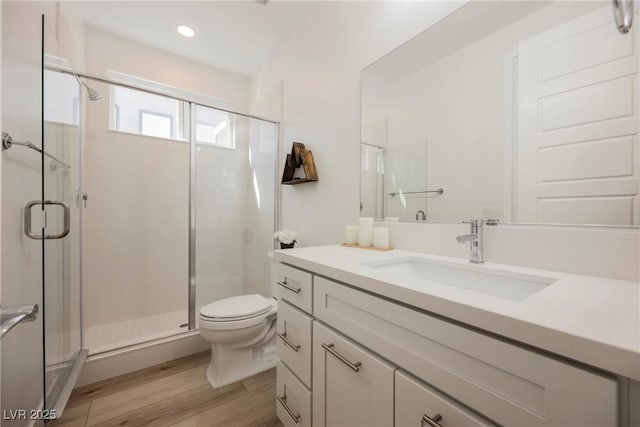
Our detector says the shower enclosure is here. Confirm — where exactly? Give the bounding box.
[80,77,278,354]
[2,13,84,423]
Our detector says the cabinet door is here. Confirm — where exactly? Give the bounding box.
[312,322,394,427]
[396,370,496,427]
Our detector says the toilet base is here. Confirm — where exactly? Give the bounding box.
[206,338,278,388]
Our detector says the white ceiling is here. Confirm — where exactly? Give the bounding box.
[65,1,313,76]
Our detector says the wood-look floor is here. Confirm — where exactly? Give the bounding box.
[51,351,283,427]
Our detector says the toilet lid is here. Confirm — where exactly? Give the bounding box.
[199,294,272,320]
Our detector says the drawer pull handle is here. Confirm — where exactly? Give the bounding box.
[277,332,301,352]
[421,413,443,427]
[277,394,301,424]
[277,279,302,294]
[322,343,362,372]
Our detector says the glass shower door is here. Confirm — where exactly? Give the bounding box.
[192,104,277,325]
[41,18,84,413]
[0,12,83,424]
[0,12,47,427]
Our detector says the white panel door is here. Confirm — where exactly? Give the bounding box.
[517,6,640,225]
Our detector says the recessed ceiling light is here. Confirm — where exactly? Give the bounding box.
[177,25,195,38]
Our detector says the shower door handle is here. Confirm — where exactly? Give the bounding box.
[24,200,70,240]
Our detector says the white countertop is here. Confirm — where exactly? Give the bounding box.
[273,245,640,381]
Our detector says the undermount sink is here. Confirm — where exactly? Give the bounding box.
[363,257,557,301]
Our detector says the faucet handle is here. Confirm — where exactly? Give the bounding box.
[462,219,478,225]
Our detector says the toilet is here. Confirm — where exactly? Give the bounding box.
[199,294,278,388]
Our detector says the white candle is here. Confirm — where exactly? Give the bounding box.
[358,217,374,247]
[373,227,389,249]
[345,225,359,244]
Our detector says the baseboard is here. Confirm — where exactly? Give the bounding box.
[76,331,209,387]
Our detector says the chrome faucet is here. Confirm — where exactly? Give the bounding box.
[416,210,426,221]
[456,219,484,264]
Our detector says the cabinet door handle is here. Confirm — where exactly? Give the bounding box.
[277,394,301,424]
[277,279,301,294]
[277,331,300,352]
[421,413,444,427]
[322,343,362,372]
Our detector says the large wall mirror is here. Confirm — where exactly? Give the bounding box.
[361,0,639,226]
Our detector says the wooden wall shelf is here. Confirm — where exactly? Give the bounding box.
[282,178,317,185]
[281,142,318,185]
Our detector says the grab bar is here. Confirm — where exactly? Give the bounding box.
[388,188,444,197]
[2,132,71,169]
[1,304,39,339]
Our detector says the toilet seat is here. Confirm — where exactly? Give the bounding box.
[199,294,276,331]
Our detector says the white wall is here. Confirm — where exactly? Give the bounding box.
[251,1,465,246]
[84,26,250,112]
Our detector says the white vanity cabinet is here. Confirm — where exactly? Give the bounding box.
[312,322,394,427]
[273,259,620,427]
[313,276,617,426]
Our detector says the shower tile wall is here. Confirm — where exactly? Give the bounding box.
[195,124,249,318]
[83,80,190,348]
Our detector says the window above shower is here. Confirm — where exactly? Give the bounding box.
[108,80,235,149]
[110,85,189,141]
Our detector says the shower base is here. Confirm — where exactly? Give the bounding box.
[85,310,189,355]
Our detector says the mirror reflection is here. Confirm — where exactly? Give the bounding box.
[361,1,639,226]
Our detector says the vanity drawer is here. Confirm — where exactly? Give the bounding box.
[314,276,617,426]
[277,362,312,427]
[396,370,495,427]
[273,262,313,314]
[277,300,313,388]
